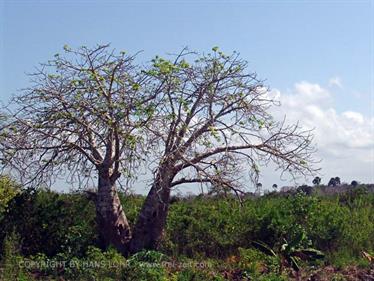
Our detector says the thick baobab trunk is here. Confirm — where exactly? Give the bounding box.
[95,170,132,255]
[129,169,174,253]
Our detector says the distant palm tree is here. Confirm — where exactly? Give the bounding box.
[351,180,358,187]
[328,176,341,187]
[312,176,321,186]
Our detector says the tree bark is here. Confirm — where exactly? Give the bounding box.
[129,168,173,254]
[95,170,132,255]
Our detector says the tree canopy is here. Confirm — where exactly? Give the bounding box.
[1,45,157,188]
[142,47,318,195]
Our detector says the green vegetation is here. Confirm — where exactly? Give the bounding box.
[0,182,374,280]
[0,176,19,219]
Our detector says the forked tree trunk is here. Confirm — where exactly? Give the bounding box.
[129,169,174,254]
[95,170,132,255]
[95,167,174,255]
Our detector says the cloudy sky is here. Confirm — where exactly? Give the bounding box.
[1,1,373,192]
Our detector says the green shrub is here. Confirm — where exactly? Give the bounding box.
[0,231,33,281]
[0,175,19,219]
[175,269,218,281]
[239,247,278,275]
[165,197,244,257]
[0,189,97,258]
[124,250,169,281]
[20,246,127,281]
[1,184,373,279]
[63,246,126,281]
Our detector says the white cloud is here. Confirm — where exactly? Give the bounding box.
[328,76,343,89]
[342,111,364,124]
[261,81,374,187]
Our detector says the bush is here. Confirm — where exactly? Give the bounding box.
[164,197,244,257]
[124,250,169,281]
[0,231,32,281]
[0,175,19,219]
[1,184,373,280]
[0,189,97,258]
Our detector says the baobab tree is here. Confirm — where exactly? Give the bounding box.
[0,45,159,255]
[128,47,318,252]
[1,45,318,255]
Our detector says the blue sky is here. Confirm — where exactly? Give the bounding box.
[1,0,373,191]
